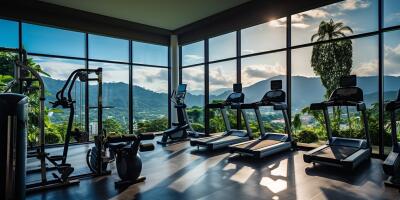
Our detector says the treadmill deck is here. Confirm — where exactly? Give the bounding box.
[312,146,359,160]
[231,139,281,151]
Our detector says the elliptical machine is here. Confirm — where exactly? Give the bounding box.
[157,84,189,145]
[383,89,400,189]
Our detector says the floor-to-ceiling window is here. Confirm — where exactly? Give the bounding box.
[0,19,170,146]
[290,0,380,152]
[179,0,396,155]
[383,0,400,154]
[132,42,169,133]
[181,41,205,132]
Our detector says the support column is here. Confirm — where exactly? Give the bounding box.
[170,35,179,126]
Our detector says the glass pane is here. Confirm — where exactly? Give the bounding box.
[291,36,379,154]
[209,32,236,61]
[291,0,378,46]
[89,34,129,62]
[132,66,169,133]
[241,52,287,138]
[182,41,204,66]
[384,30,400,154]
[22,23,85,57]
[241,18,286,55]
[182,65,205,132]
[0,50,17,92]
[0,19,18,48]
[384,0,400,28]
[209,60,236,133]
[30,56,86,145]
[89,62,129,135]
[241,51,286,102]
[133,42,168,66]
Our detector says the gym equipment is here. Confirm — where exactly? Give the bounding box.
[2,49,81,192]
[229,80,294,159]
[303,75,371,170]
[0,93,28,200]
[158,84,189,145]
[87,133,155,188]
[382,89,400,189]
[190,83,252,151]
[48,68,101,168]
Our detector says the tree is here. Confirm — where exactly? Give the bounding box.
[311,19,354,98]
[292,113,302,134]
[311,19,354,131]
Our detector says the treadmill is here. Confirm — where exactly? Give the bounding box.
[190,83,252,151]
[382,89,400,188]
[303,75,371,170]
[229,80,294,159]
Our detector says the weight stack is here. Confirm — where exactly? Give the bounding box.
[0,93,28,200]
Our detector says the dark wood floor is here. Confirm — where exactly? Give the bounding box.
[27,138,399,200]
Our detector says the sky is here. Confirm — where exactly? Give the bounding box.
[1,0,400,94]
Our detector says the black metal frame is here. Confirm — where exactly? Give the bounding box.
[179,0,400,157]
[0,19,171,147]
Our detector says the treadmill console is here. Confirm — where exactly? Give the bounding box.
[331,75,363,102]
[271,80,282,90]
[262,80,285,103]
[233,83,242,93]
[227,83,244,104]
[340,75,356,87]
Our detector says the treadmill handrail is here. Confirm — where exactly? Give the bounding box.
[207,102,228,109]
[386,100,400,112]
[240,101,287,110]
[310,101,366,111]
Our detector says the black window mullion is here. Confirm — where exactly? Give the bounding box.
[204,39,210,136]
[129,40,133,135]
[236,30,242,130]
[378,0,384,158]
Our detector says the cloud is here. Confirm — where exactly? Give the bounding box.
[209,67,234,86]
[292,23,311,29]
[33,58,84,80]
[181,67,204,91]
[268,18,287,28]
[291,9,329,29]
[303,9,330,18]
[242,63,285,85]
[351,59,378,76]
[384,44,400,75]
[132,67,168,92]
[338,0,370,11]
[386,12,400,23]
[183,54,204,64]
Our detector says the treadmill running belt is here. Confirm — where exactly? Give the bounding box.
[206,135,243,144]
[313,146,359,160]
[233,139,281,150]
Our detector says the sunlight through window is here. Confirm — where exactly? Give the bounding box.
[259,177,287,193]
[229,166,255,184]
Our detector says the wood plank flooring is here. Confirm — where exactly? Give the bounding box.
[27,138,399,200]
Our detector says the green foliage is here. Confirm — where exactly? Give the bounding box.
[104,118,126,135]
[311,19,353,99]
[292,113,302,133]
[45,131,62,144]
[191,123,205,132]
[295,129,319,143]
[136,117,168,133]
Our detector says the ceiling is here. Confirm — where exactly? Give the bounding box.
[39,0,251,30]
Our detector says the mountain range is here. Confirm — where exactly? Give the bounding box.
[43,75,400,123]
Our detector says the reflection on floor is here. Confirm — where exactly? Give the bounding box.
[27,138,399,200]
